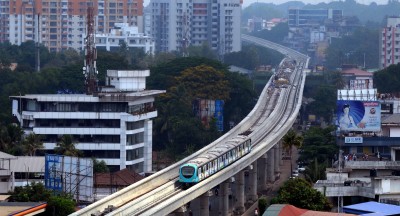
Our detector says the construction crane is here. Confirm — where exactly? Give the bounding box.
[83,7,98,95]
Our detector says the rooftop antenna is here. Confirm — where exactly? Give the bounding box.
[83,6,98,95]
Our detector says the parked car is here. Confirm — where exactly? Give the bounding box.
[297,165,306,172]
[292,170,299,177]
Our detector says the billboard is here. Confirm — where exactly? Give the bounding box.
[336,100,381,132]
[193,99,224,132]
[45,154,94,202]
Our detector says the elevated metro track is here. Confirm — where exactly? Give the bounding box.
[71,35,310,216]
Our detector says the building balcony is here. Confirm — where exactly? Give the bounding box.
[344,161,400,169]
[314,180,375,198]
[0,169,11,176]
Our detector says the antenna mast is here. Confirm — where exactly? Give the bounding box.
[83,6,98,95]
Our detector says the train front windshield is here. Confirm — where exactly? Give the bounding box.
[181,166,195,178]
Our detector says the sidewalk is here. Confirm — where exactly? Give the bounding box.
[242,147,298,216]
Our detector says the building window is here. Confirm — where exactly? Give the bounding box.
[126,132,144,145]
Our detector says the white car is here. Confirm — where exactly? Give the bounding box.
[292,170,299,177]
[297,165,306,172]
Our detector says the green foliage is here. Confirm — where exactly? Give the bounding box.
[374,63,400,93]
[9,182,51,202]
[242,3,284,24]
[303,71,341,121]
[282,130,303,155]
[250,23,289,44]
[0,124,24,154]
[44,194,76,216]
[224,45,283,70]
[325,27,379,70]
[55,135,82,157]
[22,133,44,156]
[275,178,332,211]
[150,57,257,158]
[93,158,110,173]
[258,196,268,214]
[175,65,231,100]
[9,182,76,215]
[298,126,338,183]
[187,43,218,59]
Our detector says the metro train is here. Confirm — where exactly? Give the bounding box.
[179,136,252,184]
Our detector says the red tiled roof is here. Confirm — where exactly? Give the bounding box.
[265,204,356,216]
[94,168,144,187]
[341,68,372,76]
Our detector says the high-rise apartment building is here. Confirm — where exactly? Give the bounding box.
[0,0,144,52]
[148,0,242,55]
[380,16,400,69]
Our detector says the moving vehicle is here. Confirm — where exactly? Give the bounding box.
[179,136,252,184]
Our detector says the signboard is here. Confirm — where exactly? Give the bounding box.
[345,137,363,143]
[45,154,94,202]
[336,100,381,132]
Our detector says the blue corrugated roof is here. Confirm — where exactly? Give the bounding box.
[343,201,400,215]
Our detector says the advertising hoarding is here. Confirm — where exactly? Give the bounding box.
[336,100,381,132]
[45,154,94,202]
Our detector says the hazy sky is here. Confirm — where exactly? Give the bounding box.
[144,0,389,8]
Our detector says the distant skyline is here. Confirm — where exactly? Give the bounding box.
[143,0,389,8]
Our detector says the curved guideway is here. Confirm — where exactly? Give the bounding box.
[72,36,310,216]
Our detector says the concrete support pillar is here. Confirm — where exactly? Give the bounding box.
[235,171,245,214]
[247,161,258,202]
[171,206,186,216]
[279,142,284,166]
[219,180,229,216]
[199,191,211,216]
[267,148,275,182]
[274,145,280,174]
[257,154,267,191]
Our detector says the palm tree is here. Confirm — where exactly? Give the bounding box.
[54,135,82,157]
[282,129,303,176]
[0,124,24,154]
[22,133,44,156]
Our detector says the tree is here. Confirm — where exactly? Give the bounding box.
[282,129,303,157]
[93,158,110,173]
[271,178,332,211]
[54,135,82,157]
[44,194,76,216]
[297,126,338,183]
[282,129,303,176]
[22,133,44,156]
[374,63,400,94]
[9,182,51,202]
[0,124,24,153]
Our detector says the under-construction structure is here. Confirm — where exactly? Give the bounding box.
[45,154,94,202]
[83,7,98,95]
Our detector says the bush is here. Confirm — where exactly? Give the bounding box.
[259,196,268,214]
[44,195,76,216]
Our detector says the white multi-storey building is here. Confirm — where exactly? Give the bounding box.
[85,23,155,54]
[10,69,165,173]
[149,0,242,55]
[380,16,400,69]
